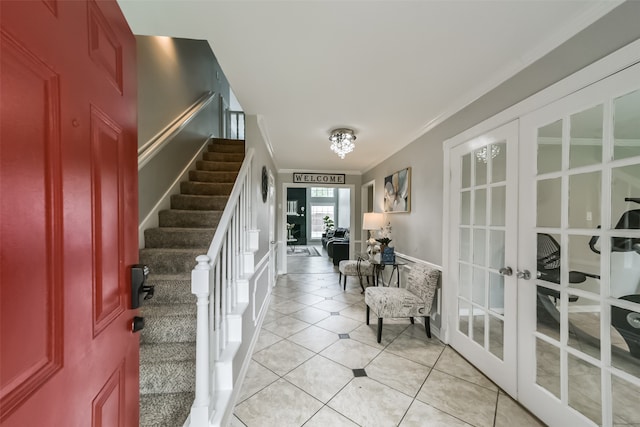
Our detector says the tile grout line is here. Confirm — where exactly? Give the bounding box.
[237,256,501,427]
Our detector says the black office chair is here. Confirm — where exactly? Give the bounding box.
[536,233,600,302]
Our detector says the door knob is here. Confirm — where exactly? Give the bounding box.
[499,267,513,276]
[517,269,531,280]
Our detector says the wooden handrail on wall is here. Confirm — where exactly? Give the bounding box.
[138,91,216,170]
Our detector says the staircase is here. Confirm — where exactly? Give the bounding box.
[138,138,245,427]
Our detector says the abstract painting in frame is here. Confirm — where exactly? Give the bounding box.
[384,167,411,213]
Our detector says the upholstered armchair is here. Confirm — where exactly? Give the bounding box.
[338,259,375,293]
[365,264,440,343]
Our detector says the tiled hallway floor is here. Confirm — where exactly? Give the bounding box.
[231,250,545,427]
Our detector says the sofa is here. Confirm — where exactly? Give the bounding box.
[322,228,349,249]
[324,228,350,266]
[329,240,350,266]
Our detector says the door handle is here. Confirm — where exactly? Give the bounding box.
[131,316,145,333]
[499,267,513,276]
[131,264,153,309]
[517,269,531,280]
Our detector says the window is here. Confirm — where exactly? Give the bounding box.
[310,205,334,238]
[311,187,334,198]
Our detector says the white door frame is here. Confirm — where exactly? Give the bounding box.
[442,37,640,425]
[361,179,376,252]
[279,182,356,274]
[268,170,277,287]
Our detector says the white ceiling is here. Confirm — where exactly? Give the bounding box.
[118,0,619,174]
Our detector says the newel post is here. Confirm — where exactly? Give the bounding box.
[190,255,211,425]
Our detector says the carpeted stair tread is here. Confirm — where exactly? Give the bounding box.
[189,170,239,183]
[147,272,190,281]
[144,276,193,305]
[171,194,229,211]
[141,303,196,318]
[139,248,205,274]
[140,359,195,395]
[140,392,193,427]
[207,140,245,153]
[203,151,244,162]
[140,305,196,344]
[196,160,242,172]
[159,209,222,228]
[141,342,195,364]
[180,181,234,196]
[144,227,216,249]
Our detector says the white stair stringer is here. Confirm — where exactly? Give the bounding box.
[236,277,249,303]
[209,291,271,427]
[242,251,255,275]
[227,302,247,342]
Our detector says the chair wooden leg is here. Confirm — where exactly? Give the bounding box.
[366,305,370,325]
[424,316,431,338]
[359,276,365,293]
[338,272,342,284]
[410,317,414,324]
[343,275,347,291]
[377,318,383,343]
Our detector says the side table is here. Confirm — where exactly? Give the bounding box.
[356,253,406,287]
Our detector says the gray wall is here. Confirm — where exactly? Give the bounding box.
[245,116,278,261]
[137,36,228,146]
[362,1,640,266]
[234,114,277,388]
[137,35,231,224]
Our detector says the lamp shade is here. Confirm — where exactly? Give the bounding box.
[362,212,384,230]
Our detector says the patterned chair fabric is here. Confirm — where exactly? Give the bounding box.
[338,260,375,292]
[365,264,440,342]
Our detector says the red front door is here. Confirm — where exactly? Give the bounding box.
[1,1,139,425]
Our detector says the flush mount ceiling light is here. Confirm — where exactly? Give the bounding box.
[475,144,500,163]
[329,128,356,159]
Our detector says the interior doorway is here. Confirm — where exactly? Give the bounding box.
[281,183,355,273]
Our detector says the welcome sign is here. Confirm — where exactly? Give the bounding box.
[293,173,346,184]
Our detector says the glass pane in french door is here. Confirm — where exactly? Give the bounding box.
[524,79,640,426]
[450,120,518,397]
[457,141,508,359]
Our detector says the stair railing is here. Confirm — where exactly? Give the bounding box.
[188,147,254,426]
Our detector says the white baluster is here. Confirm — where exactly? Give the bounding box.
[190,255,211,425]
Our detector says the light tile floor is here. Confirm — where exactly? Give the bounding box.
[232,250,545,427]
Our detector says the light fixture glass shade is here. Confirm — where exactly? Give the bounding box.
[475,144,500,163]
[362,212,384,230]
[329,128,356,159]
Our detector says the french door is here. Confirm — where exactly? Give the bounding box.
[518,61,640,427]
[448,120,519,396]
[448,60,640,426]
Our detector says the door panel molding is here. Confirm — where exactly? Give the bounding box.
[0,29,63,421]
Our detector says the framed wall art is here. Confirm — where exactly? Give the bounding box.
[383,167,411,213]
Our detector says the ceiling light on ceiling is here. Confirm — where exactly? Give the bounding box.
[329,128,356,159]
